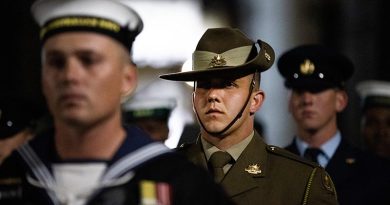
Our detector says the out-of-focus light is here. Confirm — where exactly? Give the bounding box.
[121,0,205,68]
[181,59,194,87]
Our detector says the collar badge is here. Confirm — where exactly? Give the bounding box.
[245,164,262,174]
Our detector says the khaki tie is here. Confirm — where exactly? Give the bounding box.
[304,148,323,164]
[209,151,232,183]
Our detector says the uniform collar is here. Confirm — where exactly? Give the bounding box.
[295,131,341,166]
[201,131,254,161]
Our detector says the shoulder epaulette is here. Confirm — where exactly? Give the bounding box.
[266,145,319,168]
[174,143,192,152]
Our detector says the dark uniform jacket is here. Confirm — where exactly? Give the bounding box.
[178,132,338,205]
[0,155,23,204]
[286,138,390,205]
[13,125,233,205]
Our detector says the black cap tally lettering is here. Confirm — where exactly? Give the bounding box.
[31,0,143,51]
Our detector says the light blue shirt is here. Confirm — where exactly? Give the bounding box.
[295,131,341,168]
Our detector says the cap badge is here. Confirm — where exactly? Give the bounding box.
[300,59,315,75]
[209,54,226,68]
[245,164,262,174]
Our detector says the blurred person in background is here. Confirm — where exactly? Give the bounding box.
[278,44,390,205]
[356,80,390,160]
[123,97,176,142]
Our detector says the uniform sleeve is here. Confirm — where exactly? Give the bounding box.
[304,167,338,205]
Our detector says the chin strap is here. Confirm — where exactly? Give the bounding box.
[194,73,256,136]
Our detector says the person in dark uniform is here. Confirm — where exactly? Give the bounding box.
[13,0,233,204]
[356,80,390,160]
[160,28,338,205]
[122,93,176,142]
[277,44,390,205]
[0,97,40,204]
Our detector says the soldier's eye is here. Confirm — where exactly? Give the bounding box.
[224,81,237,88]
[196,80,237,89]
[196,81,212,89]
[79,54,101,67]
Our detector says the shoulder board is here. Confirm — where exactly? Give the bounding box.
[266,145,319,168]
[174,143,192,151]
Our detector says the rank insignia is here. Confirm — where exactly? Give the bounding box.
[245,164,262,174]
[322,172,335,193]
[209,54,226,67]
[300,59,315,75]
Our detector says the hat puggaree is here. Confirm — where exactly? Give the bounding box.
[160,28,275,81]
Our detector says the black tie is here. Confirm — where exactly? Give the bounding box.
[304,148,323,164]
[209,151,232,183]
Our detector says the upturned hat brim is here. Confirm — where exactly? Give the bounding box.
[160,28,274,81]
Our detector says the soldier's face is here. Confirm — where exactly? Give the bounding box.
[362,107,390,159]
[41,32,136,127]
[193,75,263,136]
[288,88,347,133]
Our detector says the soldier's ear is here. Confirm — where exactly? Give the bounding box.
[250,90,265,114]
[121,63,138,102]
[335,90,348,112]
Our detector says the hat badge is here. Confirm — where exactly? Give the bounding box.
[300,59,315,75]
[265,52,271,62]
[209,54,226,68]
[245,164,262,174]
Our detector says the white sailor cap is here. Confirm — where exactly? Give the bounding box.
[356,80,390,110]
[123,98,177,121]
[31,0,143,51]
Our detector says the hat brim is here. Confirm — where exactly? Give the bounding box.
[160,64,258,81]
[160,40,274,81]
[286,78,340,93]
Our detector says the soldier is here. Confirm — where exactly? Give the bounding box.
[123,96,176,142]
[278,44,390,205]
[14,0,233,204]
[356,80,390,159]
[160,28,338,205]
[122,80,177,142]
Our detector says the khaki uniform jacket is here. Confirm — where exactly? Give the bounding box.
[178,132,338,205]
